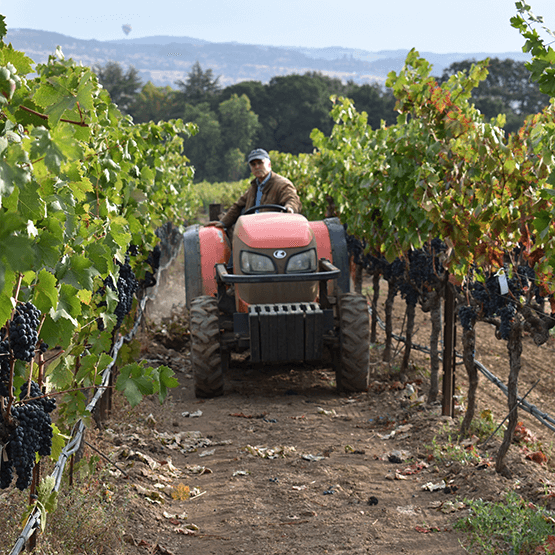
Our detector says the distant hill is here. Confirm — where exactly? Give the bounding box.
[5,28,531,89]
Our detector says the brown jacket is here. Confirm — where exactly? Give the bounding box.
[219,172,302,228]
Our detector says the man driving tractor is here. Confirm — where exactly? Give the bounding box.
[184,148,369,398]
[205,148,302,230]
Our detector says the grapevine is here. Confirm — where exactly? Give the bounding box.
[0,12,191,506]
[270,4,555,473]
[1,381,56,491]
[104,257,140,329]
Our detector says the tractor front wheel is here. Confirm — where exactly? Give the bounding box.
[190,296,224,398]
[335,293,370,392]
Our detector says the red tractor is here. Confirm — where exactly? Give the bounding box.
[183,206,369,397]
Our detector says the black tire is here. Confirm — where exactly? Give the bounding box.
[190,296,224,398]
[335,293,370,392]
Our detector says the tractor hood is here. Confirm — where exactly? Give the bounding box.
[234,212,313,249]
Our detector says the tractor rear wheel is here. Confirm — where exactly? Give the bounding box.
[190,296,224,398]
[335,293,370,392]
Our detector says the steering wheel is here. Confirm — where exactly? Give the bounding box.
[243,204,288,216]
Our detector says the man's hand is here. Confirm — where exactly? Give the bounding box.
[205,221,225,229]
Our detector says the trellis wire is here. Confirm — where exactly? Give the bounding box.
[368,305,555,433]
[9,231,183,555]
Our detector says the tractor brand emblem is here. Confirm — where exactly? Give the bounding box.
[273,250,287,259]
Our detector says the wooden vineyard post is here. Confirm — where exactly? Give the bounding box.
[96,371,114,425]
[209,203,222,222]
[442,281,456,416]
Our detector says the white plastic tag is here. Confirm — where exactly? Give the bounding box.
[497,271,509,295]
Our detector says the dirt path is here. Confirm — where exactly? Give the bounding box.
[93,254,555,555]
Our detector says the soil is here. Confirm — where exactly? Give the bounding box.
[90,252,555,555]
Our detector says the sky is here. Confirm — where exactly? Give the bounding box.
[1,0,555,54]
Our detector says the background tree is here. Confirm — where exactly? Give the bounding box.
[218,94,260,180]
[261,73,344,154]
[181,103,222,182]
[180,94,261,182]
[129,81,180,123]
[93,61,143,115]
[176,61,221,104]
[437,58,550,133]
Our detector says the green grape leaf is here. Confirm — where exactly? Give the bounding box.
[0,16,7,41]
[108,216,132,248]
[49,425,69,463]
[45,354,74,391]
[34,268,58,313]
[0,264,14,325]
[0,144,32,200]
[40,309,77,349]
[57,283,82,321]
[33,231,63,269]
[116,362,155,407]
[30,127,66,173]
[154,365,179,404]
[2,43,34,76]
[0,234,35,273]
[59,254,98,290]
[75,352,112,384]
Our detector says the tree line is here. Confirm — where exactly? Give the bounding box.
[94,59,550,182]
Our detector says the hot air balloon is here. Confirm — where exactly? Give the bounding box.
[122,24,132,36]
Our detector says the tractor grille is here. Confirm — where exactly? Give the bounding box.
[248,302,327,363]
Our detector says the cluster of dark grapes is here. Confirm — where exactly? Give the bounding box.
[344,232,388,275]
[458,305,476,332]
[387,257,419,307]
[147,244,161,273]
[0,381,56,490]
[345,232,367,267]
[406,240,446,286]
[127,244,140,257]
[498,304,517,340]
[345,232,447,309]
[0,302,44,398]
[8,302,40,362]
[104,258,139,328]
[384,256,405,283]
[0,340,9,397]
[513,264,543,305]
[460,271,519,338]
[143,244,161,289]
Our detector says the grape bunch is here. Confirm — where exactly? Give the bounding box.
[345,232,367,268]
[0,382,56,491]
[498,304,517,340]
[467,271,518,339]
[8,302,41,362]
[104,258,139,328]
[0,340,10,397]
[458,305,477,332]
[344,232,388,275]
[143,244,161,289]
[147,244,161,273]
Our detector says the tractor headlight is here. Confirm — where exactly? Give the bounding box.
[285,249,317,274]
[240,251,276,274]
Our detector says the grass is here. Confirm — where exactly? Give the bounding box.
[0,454,131,555]
[425,418,483,465]
[428,431,483,465]
[455,490,555,554]
[465,409,504,442]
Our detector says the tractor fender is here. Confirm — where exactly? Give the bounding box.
[183,224,231,307]
[309,217,350,296]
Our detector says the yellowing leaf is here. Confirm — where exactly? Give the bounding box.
[171,483,190,500]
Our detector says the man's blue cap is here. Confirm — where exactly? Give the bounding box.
[247,148,270,163]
